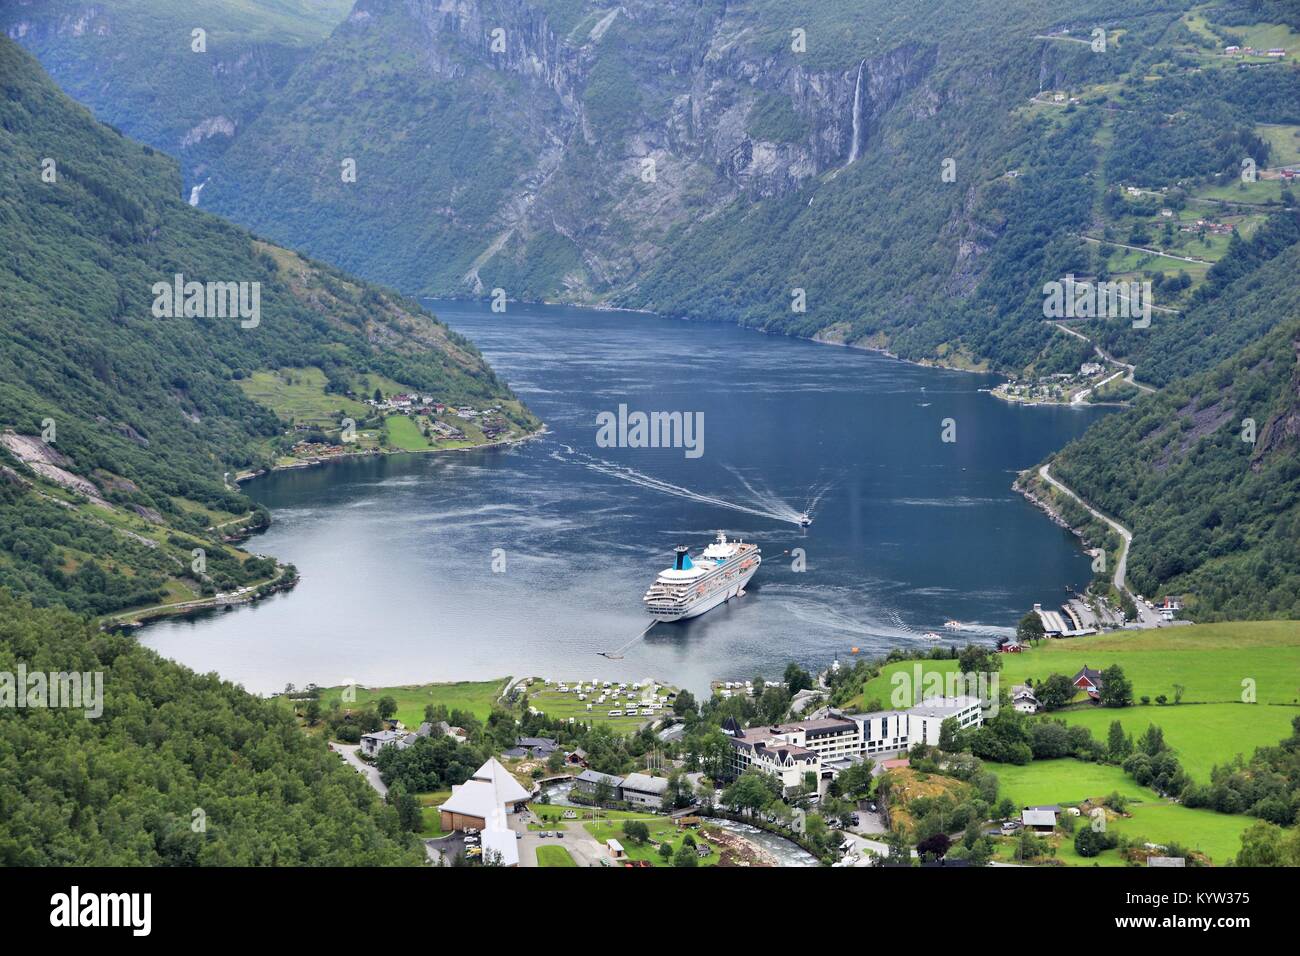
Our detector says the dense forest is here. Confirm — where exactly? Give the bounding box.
[0,594,423,865]
[0,36,534,614]
[1048,291,1300,619]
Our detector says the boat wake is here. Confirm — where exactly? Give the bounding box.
[551,447,824,527]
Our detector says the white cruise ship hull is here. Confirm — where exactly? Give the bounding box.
[647,563,758,622]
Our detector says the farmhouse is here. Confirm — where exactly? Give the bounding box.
[359,729,405,757]
[1072,665,1105,699]
[1022,808,1058,831]
[1011,685,1040,714]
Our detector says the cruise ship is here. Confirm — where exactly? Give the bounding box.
[643,532,761,622]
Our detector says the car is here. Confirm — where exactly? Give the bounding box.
[463,835,480,844]
[556,831,564,839]
[867,803,878,813]
[539,831,550,838]
[1000,820,1021,833]
[465,846,482,858]
[850,814,861,825]
[515,832,523,840]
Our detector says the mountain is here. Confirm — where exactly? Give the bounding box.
[20,0,1300,376]
[0,35,535,618]
[1034,244,1300,620]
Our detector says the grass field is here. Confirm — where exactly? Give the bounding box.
[237,367,370,428]
[1052,703,1298,782]
[417,791,453,839]
[526,678,675,733]
[584,817,719,867]
[1260,124,1300,166]
[991,760,1158,808]
[987,760,1255,865]
[307,678,506,728]
[536,846,577,867]
[383,414,432,451]
[858,622,1300,710]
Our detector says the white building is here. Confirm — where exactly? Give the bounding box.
[905,696,984,746]
[728,701,985,790]
[621,772,670,808]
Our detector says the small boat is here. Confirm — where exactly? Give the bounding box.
[798,513,812,527]
[943,620,963,630]
[921,631,942,641]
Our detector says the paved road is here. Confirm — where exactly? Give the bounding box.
[330,743,387,796]
[1038,465,1162,627]
[1078,233,1211,266]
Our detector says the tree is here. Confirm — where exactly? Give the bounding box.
[1106,720,1133,761]
[376,696,398,720]
[938,716,961,753]
[1074,827,1117,858]
[673,843,698,867]
[917,833,951,860]
[1016,611,1046,645]
[622,820,649,845]
[783,663,813,695]
[1099,665,1133,707]
[672,689,696,716]
[593,779,614,806]
[658,841,674,861]
[1036,673,1076,711]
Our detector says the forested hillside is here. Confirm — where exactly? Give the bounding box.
[1045,249,1300,620]
[0,594,423,865]
[10,0,1296,379]
[0,36,534,616]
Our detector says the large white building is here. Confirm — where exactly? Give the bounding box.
[726,697,985,792]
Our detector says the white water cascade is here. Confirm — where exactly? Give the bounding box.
[846,58,865,164]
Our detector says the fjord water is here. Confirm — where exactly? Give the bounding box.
[141,302,1109,695]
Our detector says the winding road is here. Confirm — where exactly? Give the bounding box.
[1037,465,1160,628]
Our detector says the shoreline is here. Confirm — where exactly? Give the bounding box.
[233,422,549,485]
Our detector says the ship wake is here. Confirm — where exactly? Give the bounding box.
[552,447,822,527]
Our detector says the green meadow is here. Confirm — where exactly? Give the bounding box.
[988,760,1257,865]
[584,817,720,867]
[992,760,1156,808]
[307,678,506,727]
[1053,703,1298,782]
[858,622,1300,710]
[536,846,577,867]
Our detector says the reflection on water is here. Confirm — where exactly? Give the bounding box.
[141,301,1109,695]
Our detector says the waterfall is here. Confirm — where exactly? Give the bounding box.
[847,58,865,164]
[188,180,207,207]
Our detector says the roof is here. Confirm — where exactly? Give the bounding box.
[480,826,520,867]
[516,736,557,750]
[621,773,669,795]
[576,769,625,787]
[1147,856,1186,867]
[438,780,499,821]
[471,757,531,805]
[1072,666,1104,687]
[1022,809,1057,827]
[906,696,982,718]
[606,839,624,853]
[362,729,405,743]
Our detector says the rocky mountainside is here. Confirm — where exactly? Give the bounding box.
[9,0,1201,373]
[0,35,532,616]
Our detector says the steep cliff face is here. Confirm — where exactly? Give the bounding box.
[186,0,942,301]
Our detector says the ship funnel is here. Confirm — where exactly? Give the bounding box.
[673,546,691,571]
